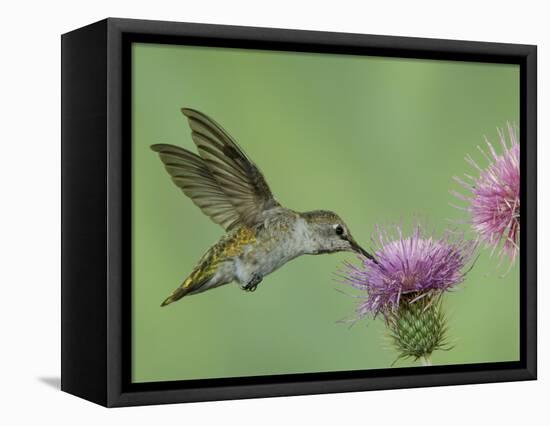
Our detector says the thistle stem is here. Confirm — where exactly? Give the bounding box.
[421,355,432,366]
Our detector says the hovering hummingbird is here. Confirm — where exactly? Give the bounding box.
[152,108,376,306]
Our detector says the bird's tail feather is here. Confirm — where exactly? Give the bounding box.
[160,277,194,307]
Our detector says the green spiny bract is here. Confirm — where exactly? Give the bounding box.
[386,293,451,365]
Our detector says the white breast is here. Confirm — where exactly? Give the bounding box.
[292,217,313,252]
[233,217,312,286]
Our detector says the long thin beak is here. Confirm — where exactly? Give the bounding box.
[349,238,379,265]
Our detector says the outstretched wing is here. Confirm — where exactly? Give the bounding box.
[181,108,279,226]
[151,144,242,230]
[151,108,279,230]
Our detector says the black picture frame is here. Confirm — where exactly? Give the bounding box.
[61,17,537,407]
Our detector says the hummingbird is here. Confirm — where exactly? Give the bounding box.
[152,108,376,307]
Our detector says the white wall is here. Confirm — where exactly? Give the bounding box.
[0,0,546,424]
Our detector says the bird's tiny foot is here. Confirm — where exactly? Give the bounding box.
[243,274,262,292]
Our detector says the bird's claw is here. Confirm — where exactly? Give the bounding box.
[243,275,262,292]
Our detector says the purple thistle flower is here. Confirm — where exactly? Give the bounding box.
[342,225,476,319]
[452,125,520,263]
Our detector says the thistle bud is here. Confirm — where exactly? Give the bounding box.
[386,294,448,365]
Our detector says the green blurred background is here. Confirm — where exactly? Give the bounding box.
[131,43,519,383]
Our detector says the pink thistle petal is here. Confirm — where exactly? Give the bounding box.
[453,125,520,263]
[340,224,477,319]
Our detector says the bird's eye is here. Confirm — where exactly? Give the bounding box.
[334,224,344,236]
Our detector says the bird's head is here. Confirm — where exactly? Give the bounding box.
[301,210,377,262]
